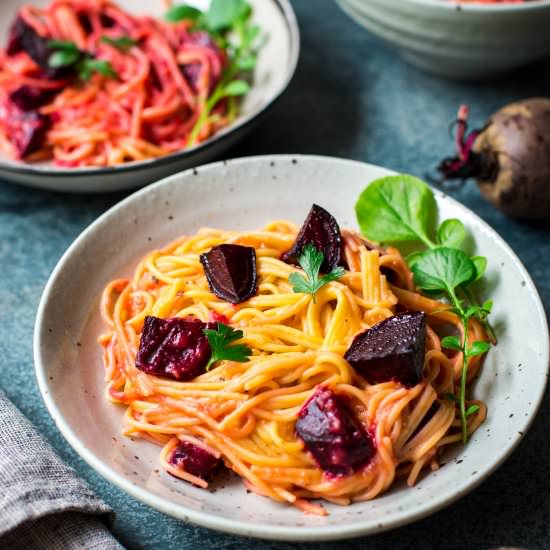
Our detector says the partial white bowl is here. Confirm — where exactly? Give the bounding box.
[34,155,549,541]
[0,0,299,193]
[336,0,550,79]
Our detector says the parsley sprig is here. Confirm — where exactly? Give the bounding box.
[203,322,252,371]
[288,245,345,303]
[165,0,262,145]
[100,35,138,52]
[47,40,118,81]
[356,175,494,443]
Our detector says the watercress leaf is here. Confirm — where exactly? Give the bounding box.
[465,404,480,417]
[443,393,459,402]
[441,335,462,350]
[437,218,465,249]
[482,299,493,313]
[470,256,487,283]
[205,0,249,31]
[237,56,256,71]
[468,341,490,357]
[165,4,203,22]
[355,175,436,246]
[406,250,425,268]
[412,247,475,296]
[47,39,79,52]
[101,35,138,51]
[49,49,80,67]
[223,79,250,96]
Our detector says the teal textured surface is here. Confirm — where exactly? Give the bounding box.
[1,0,549,548]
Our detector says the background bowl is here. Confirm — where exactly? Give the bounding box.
[34,155,549,541]
[0,0,299,193]
[335,0,550,79]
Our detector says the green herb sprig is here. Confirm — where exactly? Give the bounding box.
[288,245,345,303]
[355,175,493,443]
[47,40,118,81]
[165,0,261,145]
[100,35,139,51]
[203,322,252,371]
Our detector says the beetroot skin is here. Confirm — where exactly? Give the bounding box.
[169,441,222,481]
[345,312,427,388]
[200,244,257,304]
[295,386,375,477]
[136,316,214,381]
[282,204,343,273]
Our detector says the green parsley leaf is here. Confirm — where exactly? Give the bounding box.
[465,404,480,417]
[203,322,251,371]
[165,4,203,22]
[437,218,465,249]
[467,341,490,358]
[289,245,344,303]
[101,35,138,51]
[49,49,81,68]
[355,175,437,247]
[412,247,475,298]
[78,58,118,81]
[47,39,79,52]
[441,335,462,351]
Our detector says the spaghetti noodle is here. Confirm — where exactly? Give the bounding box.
[0,0,254,166]
[99,218,489,514]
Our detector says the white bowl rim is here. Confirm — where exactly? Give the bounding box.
[33,154,550,541]
[0,0,300,178]
[400,0,550,12]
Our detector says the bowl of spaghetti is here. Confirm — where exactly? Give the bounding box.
[335,0,550,79]
[0,0,299,192]
[34,155,548,540]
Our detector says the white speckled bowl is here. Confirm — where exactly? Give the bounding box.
[34,155,549,540]
[336,0,550,79]
[0,0,299,192]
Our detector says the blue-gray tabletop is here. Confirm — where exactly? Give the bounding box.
[2,1,549,549]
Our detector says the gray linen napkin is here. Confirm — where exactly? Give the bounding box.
[0,389,124,549]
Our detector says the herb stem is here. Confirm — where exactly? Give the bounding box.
[459,316,469,443]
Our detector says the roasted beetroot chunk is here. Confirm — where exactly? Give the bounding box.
[169,441,222,482]
[296,386,375,477]
[2,101,50,158]
[5,16,75,79]
[200,244,257,304]
[345,312,427,388]
[136,316,214,381]
[10,86,55,111]
[282,204,342,273]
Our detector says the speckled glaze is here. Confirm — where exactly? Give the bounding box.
[0,0,299,193]
[34,155,549,541]
[336,0,550,79]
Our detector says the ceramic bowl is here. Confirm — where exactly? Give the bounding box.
[34,155,549,540]
[336,0,550,79]
[0,0,299,192]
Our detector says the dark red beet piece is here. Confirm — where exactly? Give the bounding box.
[200,244,257,304]
[10,86,55,111]
[282,204,342,273]
[6,16,77,79]
[136,316,214,381]
[2,101,50,158]
[6,17,26,55]
[168,441,222,481]
[344,312,427,388]
[295,386,375,477]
